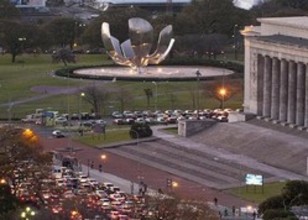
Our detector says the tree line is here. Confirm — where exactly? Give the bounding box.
[1,0,308,63]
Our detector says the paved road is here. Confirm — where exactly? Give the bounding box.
[40,128,256,209]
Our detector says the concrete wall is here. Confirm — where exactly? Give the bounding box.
[178,119,217,137]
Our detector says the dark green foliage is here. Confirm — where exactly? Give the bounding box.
[262,209,296,220]
[259,195,285,214]
[130,123,153,139]
[0,183,19,215]
[259,180,308,217]
[52,48,76,66]
[281,180,308,207]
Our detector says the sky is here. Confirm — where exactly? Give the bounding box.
[233,0,263,9]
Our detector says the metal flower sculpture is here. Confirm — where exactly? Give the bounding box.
[101,17,175,74]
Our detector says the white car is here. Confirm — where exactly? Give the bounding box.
[52,130,65,138]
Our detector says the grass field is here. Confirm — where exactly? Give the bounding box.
[0,53,244,119]
[226,181,286,203]
[75,128,131,146]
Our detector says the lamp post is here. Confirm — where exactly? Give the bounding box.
[130,129,143,189]
[78,92,85,127]
[18,37,26,54]
[233,24,238,60]
[152,81,158,111]
[21,207,35,220]
[99,153,107,172]
[195,70,202,119]
[219,88,227,109]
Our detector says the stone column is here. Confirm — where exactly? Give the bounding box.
[287,61,296,124]
[305,64,308,127]
[271,57,280,120]
[279,59,288,122]
[262,56,272,117]
[257,55,264,115]
[296,62,305,126]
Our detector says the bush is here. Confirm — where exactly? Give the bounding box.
[262,209,296,220]
[130,123,153,139]
[259,195,285,215]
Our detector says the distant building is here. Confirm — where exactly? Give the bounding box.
[10,0,46,8]
[242,16,308,128]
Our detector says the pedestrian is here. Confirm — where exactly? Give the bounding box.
[224,208,228,216]
[214,197,218,206]
[232,205,235,216]
[252,211,256,220]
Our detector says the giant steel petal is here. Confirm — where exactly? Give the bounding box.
[149,25,175,64]
[110,36,135,67]
[128,17,153,58]
[121,39,135,59]
[101,22,114,52]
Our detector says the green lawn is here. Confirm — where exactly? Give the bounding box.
[75,128,131,147]
[226,181,286,204]
[0,53,244,119]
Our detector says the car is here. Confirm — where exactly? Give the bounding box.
[55,116,68,125]
[113,118,124,125]
[52,130,65,138]
[112,111,124,118]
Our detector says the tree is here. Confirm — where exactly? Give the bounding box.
[251,0,308,18]
[0,0,20,19]
[0,20,50,62]
[144,88,153,108]
[0,125,53,209]
[44,17,76,49]
[174,0,252,36]
[145,193,218,220]
[0,181,19,216]
[52,48,76,66]
[115,86,133,113]
[259,180,308,218]
[81,85,110,117]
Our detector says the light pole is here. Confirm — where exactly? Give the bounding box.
[233,24,238,60]
[219,88,227,109]
[18,37,26,54]
[78,92,85,129]
[195,70,202,119]
[130,129,143,189]
[99,153,107,173]
[152,81,158,111]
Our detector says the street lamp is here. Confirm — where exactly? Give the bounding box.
[21,207,35,220]
[78,92,85,123]
[152,81,158,111]
[99,153,107,172]
[18,37,26,54]
[195,70,202,119]
[130,129,143,187]
[218,88,227,109]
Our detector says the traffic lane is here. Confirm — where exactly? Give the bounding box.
[40,136,254,208]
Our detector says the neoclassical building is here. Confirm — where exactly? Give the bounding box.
[242,16,308,127]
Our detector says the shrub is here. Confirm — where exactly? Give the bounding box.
[130,123,153,139]
[262,209,296,220]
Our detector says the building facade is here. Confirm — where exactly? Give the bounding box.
[242,16,308,127]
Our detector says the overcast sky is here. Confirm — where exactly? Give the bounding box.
[234,0,263,9]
